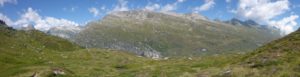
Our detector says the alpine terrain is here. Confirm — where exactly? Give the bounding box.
[74,10,281,58]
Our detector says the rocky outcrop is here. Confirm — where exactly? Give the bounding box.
[47,25,82,40]
[0,20,6,26]
[21,24,35,31]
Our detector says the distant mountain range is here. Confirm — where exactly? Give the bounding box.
[68,10,281,58]
[47,25,83,41]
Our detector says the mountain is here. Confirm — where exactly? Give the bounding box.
[20,24,35,31]
[47,25,83,41]
[243,27,300,67]
[0,19,299,77]
[225,18,244,26]
[225,18,277,30]
[0,20,7,26]
[244,20,259,26]
[74,10,281,58]
[225,18,261,27]
[0,22,82,76]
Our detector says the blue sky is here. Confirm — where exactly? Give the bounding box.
[0,0,300,35]
[0,0,233,24]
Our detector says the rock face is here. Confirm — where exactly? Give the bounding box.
[74,10,281,57]
[47,25,82,40]
[21,24,35,31]
[0,20,6,26]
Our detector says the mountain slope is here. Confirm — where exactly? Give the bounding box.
[243,28,300,67]
[47,25,82,41]
[0,23,81,76]
[0,22,240,77]
[216,28,300,77]
[75,10,281,57]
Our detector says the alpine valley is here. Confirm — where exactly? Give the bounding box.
[0,7,299,77]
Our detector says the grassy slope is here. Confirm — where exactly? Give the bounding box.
[0,25,82,76]
[218,29,300,77]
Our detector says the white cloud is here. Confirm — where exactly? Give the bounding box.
[13,7,79,31]
[14,8,42,28]
[161,4,175,12]
[269,15,299,35]
[63,6,77,12]
[144,3,160,11]
[234,0,299,35]
[34,17,79,31]
[193,0,215,13]
[112,0,129,12]
[177,0,186,3]
[236,0,289,22]
[0,13,13,25]
[0,0,17,7]
[226,0,231,3]
[101,6,106,10]
[71,7,76,12]
[160,0,186,12]
[88,7,100,17]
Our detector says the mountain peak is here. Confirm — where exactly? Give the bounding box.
[107,10,162,20]
[227,18,261,27]
[226,18,243,25]
[244,19,259,26]
[184,13,207,20]
[231,18,241,22]
[108,10,208,21]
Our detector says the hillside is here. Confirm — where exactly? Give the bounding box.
[206,28,300,77]
[0,19,299,77]
[0,23,82,76]
[0,22,240,77]
[74,10,281,58]
[231,28,300,76]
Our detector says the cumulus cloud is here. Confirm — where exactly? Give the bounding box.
[14,8,79,31]
[234,0,299,35]
[88,7,100,17]
[236,0,289,22]
[144,3,160,11]
[101,6,106,10]
[112,0,129,12]
[226,0,231,3]
[160,0,186,12]
[0,13,13,25]
[269,15,299,35]
[34,17,79,31]
[14,8,42,28]
[177,0,185,3]
[0,0,17,7]
[193,0,215,13]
